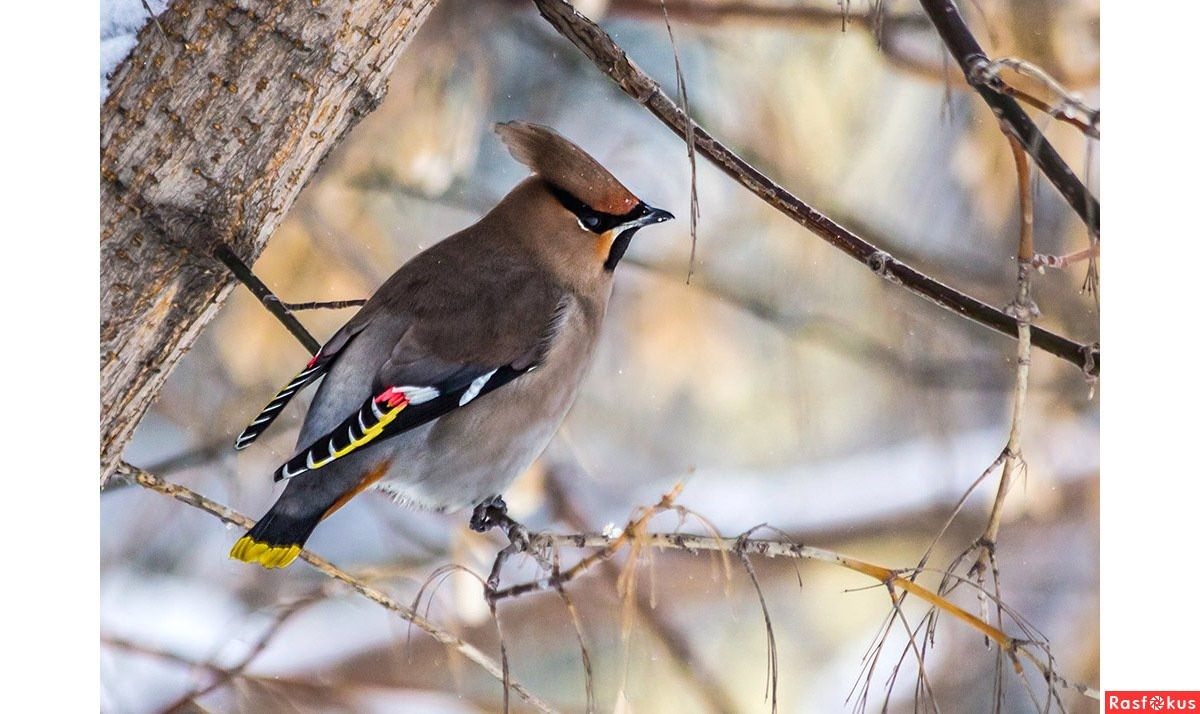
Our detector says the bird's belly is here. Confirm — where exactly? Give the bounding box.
[375,332,594,511]
[373,375,577,510]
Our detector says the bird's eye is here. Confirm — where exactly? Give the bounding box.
[581,214,601,231]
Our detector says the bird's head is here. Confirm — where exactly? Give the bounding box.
[493,121,673,285]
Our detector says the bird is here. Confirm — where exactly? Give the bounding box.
[229,121,674,568]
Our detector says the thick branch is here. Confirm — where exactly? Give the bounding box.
[531,0,1098,377]
[916,0,1099,236]
[100,0,438,483]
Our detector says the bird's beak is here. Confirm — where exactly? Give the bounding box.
[603,202,674,272]
[628,202,674,229]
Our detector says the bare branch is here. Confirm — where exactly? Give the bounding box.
[735,529,780,714]
[1032,245,1099,272]
[280,298,368,311]
[968,133,1039,579]
[982,58,1099,139]
[544,472,740,713]
[609,0,894,27]
[475,490,1097,704]
[104,635,222,673]
[609,0,1098,139]
[213,243,320,354]
[916,0,1099,236]
[657,0,700,283]
[882,581,941,714]
[115,462,558,713]
[553,558,596,714]
[531,0,1099,377]
[160,593,322,713]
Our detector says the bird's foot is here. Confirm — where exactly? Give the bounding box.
[470,494,534,554]
[470,494,509,533]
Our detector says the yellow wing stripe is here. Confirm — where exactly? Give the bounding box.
[306,400,408,471]
[229,536,302,569]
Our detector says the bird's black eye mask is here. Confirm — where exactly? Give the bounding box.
[547,183,658,271]
[547,183,639,234]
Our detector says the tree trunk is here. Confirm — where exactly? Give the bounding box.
[100,0,438,483]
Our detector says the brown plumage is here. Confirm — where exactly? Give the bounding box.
[495,121,640,215]
[230,121,673,568]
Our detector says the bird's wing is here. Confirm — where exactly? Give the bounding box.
[273,278,568,483]
[272,361,530,481]
[233,316,371,451]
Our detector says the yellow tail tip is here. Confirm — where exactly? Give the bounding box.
[229,535,301,569]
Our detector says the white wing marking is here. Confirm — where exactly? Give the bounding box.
[459,370,498,406]
[399,385,440,405]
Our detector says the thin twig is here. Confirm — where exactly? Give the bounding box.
[969,134,1038,579]
[658,0,700,283]
[143,436,232,474]
[496,532,1017,644]
[544,472,739,714]
[610,0,896,27]
[1032,245,1099,272]
[212,243,320,354]
[930,566,1097,704]
[553,556,596,714]
[104,635,223,672]
[854,449,1007,707]
[489,484,685,602]
[280,298,368,311]
[139,0,168,42]
[479,482,1101,705]
[102,635,417,702]
[496,523,1097,702]
[115,462,558,713]
[531,0,1099,377]
[735,530,780,714]
[609,0,1098,138]
[159,594,322,713]
[982,57,1099,139]
[882,581,941,714]
[1082,138,1100,297]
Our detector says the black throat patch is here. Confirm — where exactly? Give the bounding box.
[603,228,638,272]
[546,182,651,272]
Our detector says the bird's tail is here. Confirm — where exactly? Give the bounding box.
[229,507,321,569]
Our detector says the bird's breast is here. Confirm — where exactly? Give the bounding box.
[377,293,604,511]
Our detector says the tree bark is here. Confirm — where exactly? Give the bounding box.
[100,0,438,483]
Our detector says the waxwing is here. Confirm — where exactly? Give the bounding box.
[230,121,673,568]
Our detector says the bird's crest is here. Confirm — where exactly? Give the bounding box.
[495,121,639,216]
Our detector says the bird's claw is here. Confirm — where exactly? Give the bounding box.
[470,494,509,533]
[470,494,539,558]
[506,522,532,552]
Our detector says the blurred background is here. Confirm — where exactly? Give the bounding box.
[100,0,1099,711]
